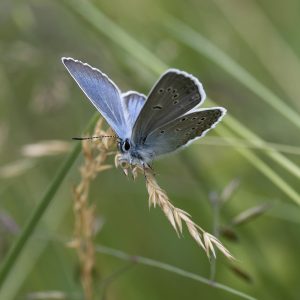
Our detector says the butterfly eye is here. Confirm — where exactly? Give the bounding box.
[121,139,131,152]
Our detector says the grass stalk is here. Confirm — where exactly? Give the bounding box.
[214,126,300,205]
[0,112,99,289]
[165,17,300,130]
[96,245,256,300]
[212,0,300,107]
[60,0,167,74]
[198,137,300,156]
[208,98,300,180]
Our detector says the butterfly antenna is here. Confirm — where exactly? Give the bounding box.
[72,135,117,140]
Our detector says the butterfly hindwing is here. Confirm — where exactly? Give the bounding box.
[132,69,206,145]
[122,91,146,130]
[62,57,129,138]
[143,108,226,157]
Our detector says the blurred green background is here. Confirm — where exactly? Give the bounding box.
[1,0,300,299]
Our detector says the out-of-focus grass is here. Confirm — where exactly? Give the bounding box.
[0,0,300,299]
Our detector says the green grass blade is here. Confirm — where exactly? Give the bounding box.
[198,137,300,156]
[96,245,257,300]
[215,125,300,205]
[212,0,300,107]
[60,0,167,74]
[208,98,300,180]
[0,112,99,289]
[165,17,300,130]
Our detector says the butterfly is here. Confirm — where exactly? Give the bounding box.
[62,57,226,169]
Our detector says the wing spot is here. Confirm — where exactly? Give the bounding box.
[167,87,172,92]
[153,105,163,110]
[192,117,197,120]
[172,93,179,99]
[201,117,206,120]
[181,117,188,122]
[160,130,165,134]
[158,88,164,94]
[173,100,179,104]
[172,89,177,94]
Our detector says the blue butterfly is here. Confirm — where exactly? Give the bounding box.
[62,57,226,169]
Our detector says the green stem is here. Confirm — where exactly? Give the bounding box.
[165,17,300,130]
[209,193,220,281]
[60,0,167,74]
[208,98,300,180]
[0,113,99,289]
[215,126,300,205]
[198,137,300,156]
[96,245,257,300]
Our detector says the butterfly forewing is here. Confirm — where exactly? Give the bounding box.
[62,57,129,138]
[132,69,206,144]
[122,92,146,130]
[143,108,226,157]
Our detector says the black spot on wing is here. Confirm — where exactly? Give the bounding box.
[143,108,225,156]
[132,70,206,144]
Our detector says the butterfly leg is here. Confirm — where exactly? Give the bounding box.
[145,162,156,177]
[141,161,148,180]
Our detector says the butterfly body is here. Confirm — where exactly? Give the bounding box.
[62,57,226,169]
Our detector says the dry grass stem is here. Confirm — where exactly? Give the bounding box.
[115,160,233,260]
[21,140,71,157]
[69,118,115,300]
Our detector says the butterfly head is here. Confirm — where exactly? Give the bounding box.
[117,138,132,169]
[117,138,149,168]
[119,138,131,153]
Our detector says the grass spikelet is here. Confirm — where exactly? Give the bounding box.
[69,118,115,300]
[117,162,233,260]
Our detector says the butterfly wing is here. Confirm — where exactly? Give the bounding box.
[122,91,146,130]
[142,108,226,157]
[131,69,206,144]
[62,57,129,138]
